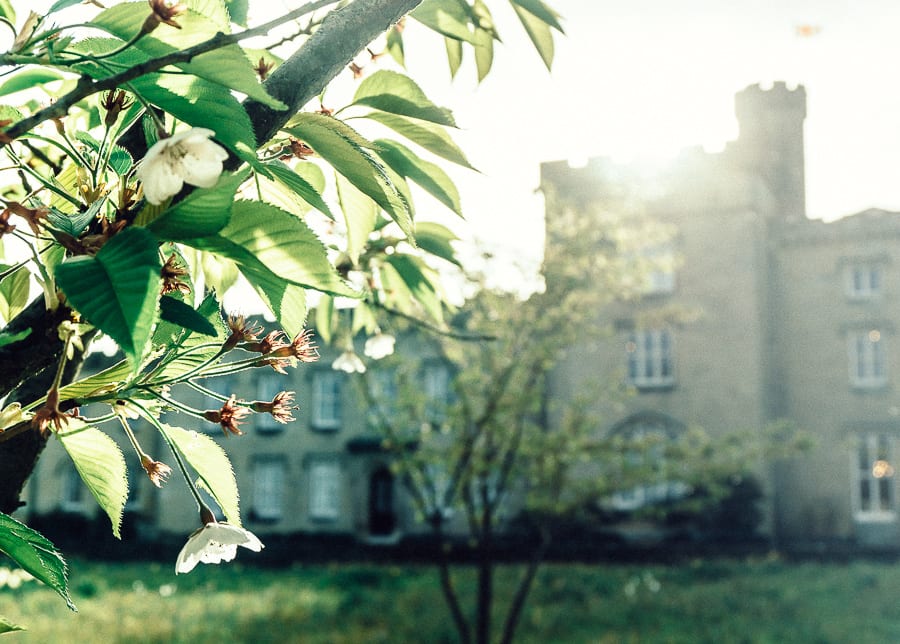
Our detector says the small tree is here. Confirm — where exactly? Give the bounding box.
[354,195,802,644]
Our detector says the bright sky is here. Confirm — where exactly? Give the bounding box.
[402,0,900,274]
[17,0,900,281]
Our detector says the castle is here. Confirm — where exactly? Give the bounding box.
[543,81,900,547]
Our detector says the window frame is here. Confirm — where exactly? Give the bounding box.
[626,329,675,389]
[847,262,883,299]
[852,433,897,522]
[848,330,888,389]
[311,370,343,431]
[251,456,287,523]
[308,458,342,522]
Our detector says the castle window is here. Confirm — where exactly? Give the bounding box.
[251,457,286,522]
[853,434,896,520]
[311,371,342,430]
[626,329,675,389]
[308,459,342,521]
[641,243,677,295]
[847,263,882,298]
[848,330,887,388]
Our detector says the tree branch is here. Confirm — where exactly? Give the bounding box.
[0,0,342,145]
[242,0,423,150]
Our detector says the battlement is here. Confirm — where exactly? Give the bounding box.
[735,81,807,120]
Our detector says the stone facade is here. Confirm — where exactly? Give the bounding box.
[543,81,900,548]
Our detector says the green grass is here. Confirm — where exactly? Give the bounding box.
[4,556,900,643]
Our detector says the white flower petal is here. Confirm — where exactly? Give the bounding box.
[364,333,395,360]
[175,522,264,574]
[332,350,366,373]
[137,128,227,204]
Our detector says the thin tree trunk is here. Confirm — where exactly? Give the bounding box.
[499,527,552,644]
[476,504,494,644]
[433,518,472,644]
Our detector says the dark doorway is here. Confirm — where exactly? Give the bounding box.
[369,467,396,536]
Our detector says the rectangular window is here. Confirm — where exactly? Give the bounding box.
[368,369,398,428]
[256,373,285,433]
[311,371,342,430]
[854,434,896,520]
[309,459,342,521]
[423,363,451,422]
[848,330,887,388]
[641,244,677,295]
[626,329,674,388]
[252,457,287,522]
[848,263,882,298]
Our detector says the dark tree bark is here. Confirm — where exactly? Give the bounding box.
[0,0,423,514]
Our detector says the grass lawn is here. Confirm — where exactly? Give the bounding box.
[3,556,900,643]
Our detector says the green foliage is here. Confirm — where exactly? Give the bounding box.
[0,513,74,611]
[54,228,162,372]
[160,424,241,526]
[284,114,414,239]
[57,422,129,539]
[0,0,565,624]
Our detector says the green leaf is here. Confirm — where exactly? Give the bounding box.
[160,424,241,526]
[0,0,14,23]
[265,160,333,219]
[133,74,258,162]
[54,227,162,372]
[474,33,493,81]
[0,328,29,348]
[284,114,413,238]
[58,422,128,539]
[385,254,444,323]
[445,37,463,78]
[72,38,258,159]
[252,280,308,339]
[375,139,463,217]
[46,199,104,237]
[107,147,133,176]
[159,296,217,336]
[352,71,456,127]
[57,359,132,404]
[512,4,555,70]
[315,294,334,344]
[142,170,248,240]
[336,174,378,265]
[91,4,284,109]
[224,0,249,26]
[415,221,462,267]
[150,293,228,383]
[386,25,405,67]
[363,112,476,170]
[511,0,565,32]
[412,0,476,43]
[0,512,74,611]
[0,263,30,324]
[0,616,25,634]
[185,201,355,298]
[0,69,64,97]
[48,0,83,13]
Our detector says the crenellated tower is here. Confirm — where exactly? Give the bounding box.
[734,81,807,220]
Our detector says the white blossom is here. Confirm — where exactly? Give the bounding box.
[364,332,395,360]
[175,521,263,574]
[136,128,228,205]
[332,349,366,373]
[0,402,31,430]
